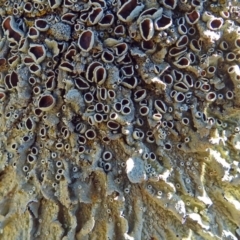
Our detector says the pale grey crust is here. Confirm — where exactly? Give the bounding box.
[0,0,240,239]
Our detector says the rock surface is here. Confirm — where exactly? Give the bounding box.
[0,0,240,239]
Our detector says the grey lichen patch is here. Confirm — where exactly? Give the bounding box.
[50,22,71,41]
[126,157,147,183]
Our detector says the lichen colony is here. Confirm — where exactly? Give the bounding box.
[0,0,240,239]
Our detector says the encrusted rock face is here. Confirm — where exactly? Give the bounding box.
[1,0,240,239]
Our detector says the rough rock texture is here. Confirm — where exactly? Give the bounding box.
[0,0,240,239]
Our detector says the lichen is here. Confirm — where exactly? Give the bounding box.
[0,0,240,239]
